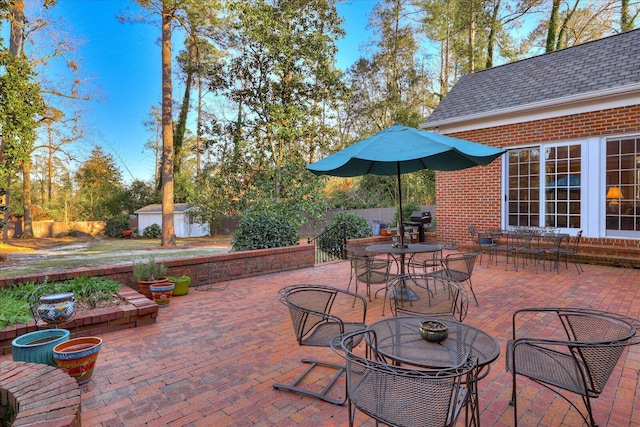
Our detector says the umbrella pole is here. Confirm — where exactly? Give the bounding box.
[397,164,405,247]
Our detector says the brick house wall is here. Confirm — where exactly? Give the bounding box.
[434,104,640,265]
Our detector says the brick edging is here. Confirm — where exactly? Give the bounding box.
[0,360,81,426]
[0,286,158,357]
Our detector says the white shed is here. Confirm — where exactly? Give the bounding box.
[134,203,209,238]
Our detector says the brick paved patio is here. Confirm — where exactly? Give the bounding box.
[2,254,639,426]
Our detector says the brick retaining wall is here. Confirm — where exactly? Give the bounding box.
[0,361,81,426]
[0,244,315,290]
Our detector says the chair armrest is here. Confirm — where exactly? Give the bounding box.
[512,307,638,345]
[333,287,368,325]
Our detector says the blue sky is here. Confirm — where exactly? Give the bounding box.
[33,0,377,183]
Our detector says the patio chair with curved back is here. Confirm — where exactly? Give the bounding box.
[468,225,489,263]
[273,284,367,405]
[408,245,444,275]
[512,229,546,273]
[332,329,477,427]
[388,274,469,322]
[550,230,584,274]
[427,252,481,306]
[487,230,517,270]
[345,246,392,302]
[507,307,640,426]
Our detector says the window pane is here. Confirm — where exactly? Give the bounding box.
[506,147,542,228]
[606,136,640,233]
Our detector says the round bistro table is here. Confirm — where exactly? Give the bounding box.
[368,316,500,427]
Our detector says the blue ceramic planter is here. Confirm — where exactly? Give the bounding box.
[12,329,70,367]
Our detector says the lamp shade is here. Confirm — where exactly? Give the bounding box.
[606,187,624,199]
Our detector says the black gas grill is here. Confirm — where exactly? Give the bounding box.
[403,211,433,242]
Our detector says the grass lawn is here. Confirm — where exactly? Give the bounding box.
[0,235,233,278]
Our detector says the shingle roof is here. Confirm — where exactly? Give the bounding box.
[134,203,190,214]
[423,29,640,126]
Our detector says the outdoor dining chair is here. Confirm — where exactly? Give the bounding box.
[549,230,584,274]
[512,230,546,273]
[332,329,477,427]
[273,284,367,404]
[388,274,469,322]
[487,230,517,270]
[468,225,494,263]
[408,245,444,275]
[346,247,392,302]
[427,252,481,306]
[506,307,639,427]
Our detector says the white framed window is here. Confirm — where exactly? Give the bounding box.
[605,136,640,237]
[505,143,582,231]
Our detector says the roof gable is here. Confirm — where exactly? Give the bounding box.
[423,29,640,128]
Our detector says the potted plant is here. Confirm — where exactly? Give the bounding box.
[168,275,191,296]
[133,257,169,299]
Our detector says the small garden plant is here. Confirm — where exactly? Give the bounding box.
[133,257,168,281]
[0,276,122,329]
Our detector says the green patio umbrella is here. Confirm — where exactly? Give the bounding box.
[306,124,505,246]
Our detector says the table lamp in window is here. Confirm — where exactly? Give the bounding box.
[606,186,624,212]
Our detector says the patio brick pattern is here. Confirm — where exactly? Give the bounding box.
[1,254,639,426]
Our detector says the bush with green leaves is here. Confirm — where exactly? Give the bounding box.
[393,201,420,226]
[0,276,122,329]
[232,209,299,251]
[104,216,130,237]
[142,223,162,238]
[317,212,371,256]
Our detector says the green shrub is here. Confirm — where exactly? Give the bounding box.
[317,212,371,256]
[393,201,420,226]
[105,216,130,237]
[232,209,299,251]
[142,224,162,238]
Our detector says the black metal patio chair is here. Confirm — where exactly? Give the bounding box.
[549,230,584,274]
[506,307,640,427]
[332,329,477,427]
[273,284,367,404]
[488,230,517,270]
[345,247,392,302]
[427,252,481,306]
[388,274,469,322]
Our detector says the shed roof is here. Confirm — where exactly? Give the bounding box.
[134,203,190,214]
[423,29,640,128]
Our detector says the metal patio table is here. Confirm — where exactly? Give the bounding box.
[366,243,443,276]
[367,316,500,427]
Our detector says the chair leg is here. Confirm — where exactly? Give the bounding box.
[467,278,479,306]
[510,370,518,426]
[273,358,347,405]
[573,254,584,274]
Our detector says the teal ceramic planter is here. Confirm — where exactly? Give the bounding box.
[12,329,70,367]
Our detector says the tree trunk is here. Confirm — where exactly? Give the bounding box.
[2,177,9,242]
[546,0,561,52]
[196,74,202,177]
[22,160,34,238]
[174,42,195,175]
[485,0,501,69]
[468,0,476,72]
[2,0,26,242]
[161,2,175,247]
[621,0,632,32]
